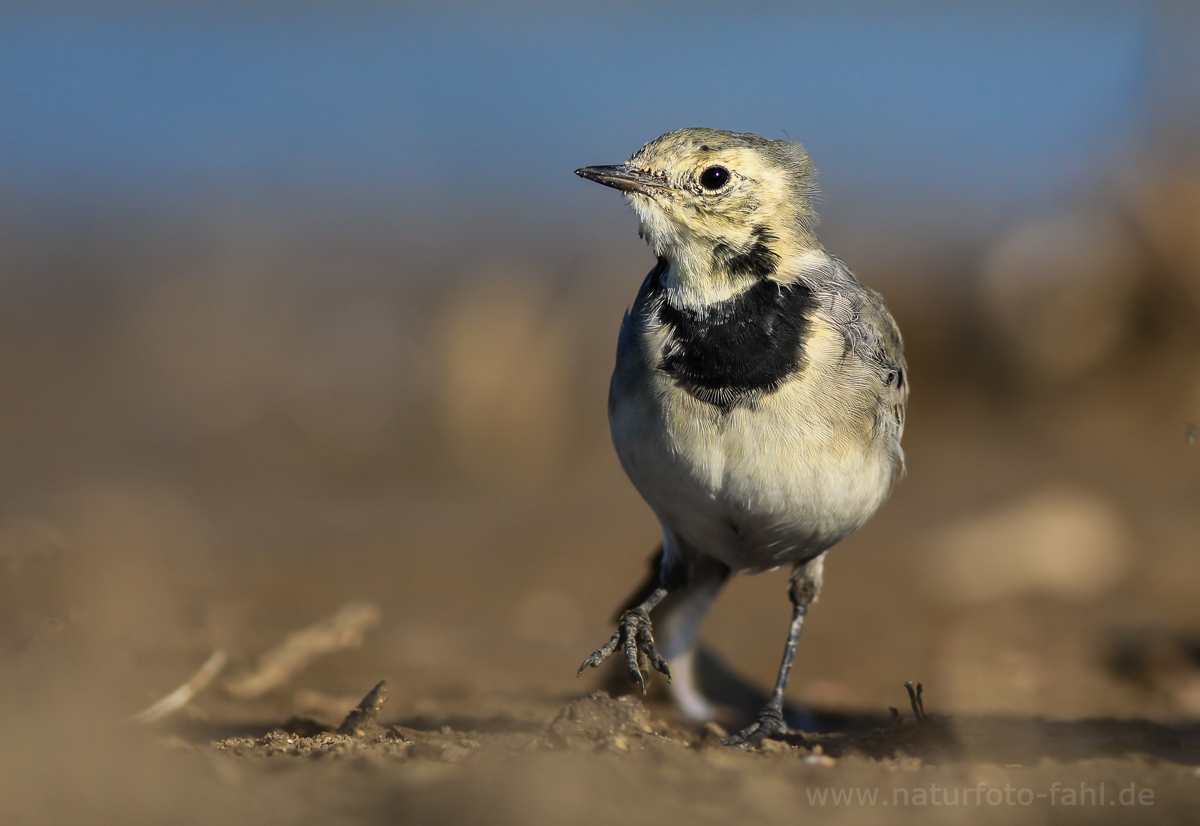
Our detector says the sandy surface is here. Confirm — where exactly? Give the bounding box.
[5,384,1200,825]
[2,208,1200,823]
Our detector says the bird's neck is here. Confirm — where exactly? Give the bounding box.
[658,243,831,312]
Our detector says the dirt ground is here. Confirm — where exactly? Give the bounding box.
[2,187,1200,823]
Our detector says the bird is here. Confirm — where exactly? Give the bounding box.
[574,128,908,746]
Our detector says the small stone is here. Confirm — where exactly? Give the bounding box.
[388,725,431,743]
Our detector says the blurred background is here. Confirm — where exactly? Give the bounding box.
[2,0,1200,772]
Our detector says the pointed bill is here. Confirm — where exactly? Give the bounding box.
[575,164,675,196]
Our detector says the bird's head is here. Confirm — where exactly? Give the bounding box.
[577,128,821,299]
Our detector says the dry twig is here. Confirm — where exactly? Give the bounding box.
[225,602,381,700]
[904,681,926,722]
[130,649,228,725]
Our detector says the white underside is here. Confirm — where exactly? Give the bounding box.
[611,330,894,573]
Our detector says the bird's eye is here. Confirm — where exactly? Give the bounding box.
[698,165,730,191]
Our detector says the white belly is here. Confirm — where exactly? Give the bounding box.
[611,372,894,573]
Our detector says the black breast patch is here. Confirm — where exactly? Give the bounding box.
[642,264,817,412]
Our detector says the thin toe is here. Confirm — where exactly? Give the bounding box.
[723,712,787,747]
[635,622,671,679]
[578,608,668,692]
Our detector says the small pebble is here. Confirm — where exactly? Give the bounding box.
[802,754,836,767]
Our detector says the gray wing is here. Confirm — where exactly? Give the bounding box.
[858,284,908,478]
[816,257,908,478]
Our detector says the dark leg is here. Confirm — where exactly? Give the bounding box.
[724,553,825,746]
[601,550,734,718]
[578,552,684,693]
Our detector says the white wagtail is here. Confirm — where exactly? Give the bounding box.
[575,128,908,745]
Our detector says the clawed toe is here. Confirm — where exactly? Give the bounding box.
[577,629,622,674]
[723,709,788,747]
[577,608,671,693]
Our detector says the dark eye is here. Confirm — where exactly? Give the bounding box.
[698,165,730,190]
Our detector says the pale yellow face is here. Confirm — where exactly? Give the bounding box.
[621,128,820,282]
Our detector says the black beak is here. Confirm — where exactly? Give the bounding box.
[575,164,674,196]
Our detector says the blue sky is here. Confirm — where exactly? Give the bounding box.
[0,3,1155,217]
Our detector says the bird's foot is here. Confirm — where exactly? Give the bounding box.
[723,705,788,747]
[577,607,671,692]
